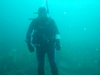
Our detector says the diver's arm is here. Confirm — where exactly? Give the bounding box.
[52,19,61,50]
[55,26,61,47]
[52,19,60,39]
[26,20,36,52]
[26,20,35,43]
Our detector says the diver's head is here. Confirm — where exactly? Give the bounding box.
[38,7,47,19]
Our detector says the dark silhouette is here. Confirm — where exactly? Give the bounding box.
[26,7,61,75]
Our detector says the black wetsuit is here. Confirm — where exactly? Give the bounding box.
[26,17,59,75]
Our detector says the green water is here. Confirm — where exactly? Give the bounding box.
[0,0,100,75]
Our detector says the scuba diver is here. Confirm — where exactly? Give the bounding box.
[26,7,61,75]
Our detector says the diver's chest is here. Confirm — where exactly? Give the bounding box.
[36,22,52,32]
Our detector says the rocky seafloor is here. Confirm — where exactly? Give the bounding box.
[0,49,100,75]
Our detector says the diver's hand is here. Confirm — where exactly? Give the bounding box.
[55,39,61,50]
[55,43,61,51]
[27,43,34,52]
[25,39,34,52]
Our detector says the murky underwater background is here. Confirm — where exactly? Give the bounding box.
[0,0,100,75]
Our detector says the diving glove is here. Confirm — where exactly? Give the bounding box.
[26,39,34,52]
[27,43,34,52]
[55,43,61,51]
[55,39,61,51]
